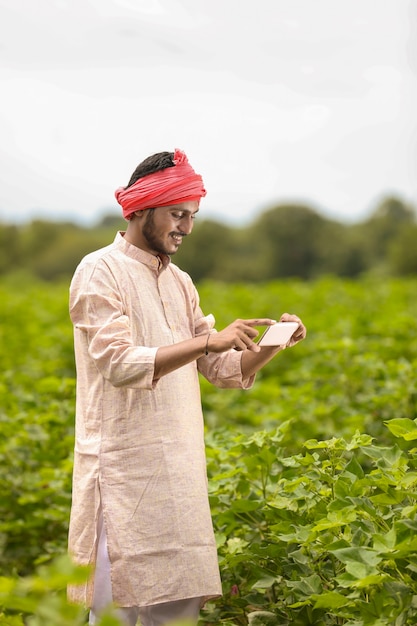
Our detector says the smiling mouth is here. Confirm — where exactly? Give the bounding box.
[171,234,183,244]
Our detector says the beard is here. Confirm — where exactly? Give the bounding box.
[142,209,181,256]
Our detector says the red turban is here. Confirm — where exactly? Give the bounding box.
[115,149,206,220]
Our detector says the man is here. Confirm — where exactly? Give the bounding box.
[68,149,306,626]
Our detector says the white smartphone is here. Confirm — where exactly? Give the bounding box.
[258,321,299,347]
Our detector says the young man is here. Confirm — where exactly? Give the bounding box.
[68,149,306,626]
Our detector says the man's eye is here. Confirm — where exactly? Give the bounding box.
[172,212,197,220]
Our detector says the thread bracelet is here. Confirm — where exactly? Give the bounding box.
[205,333,211,356]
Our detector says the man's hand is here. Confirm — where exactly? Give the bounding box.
[237,313,306,379]
[279,312,307,347]
[208,318,277,354]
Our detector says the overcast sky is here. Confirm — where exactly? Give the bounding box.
[0,0,416,226]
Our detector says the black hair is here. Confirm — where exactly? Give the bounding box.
[126,151,175,188]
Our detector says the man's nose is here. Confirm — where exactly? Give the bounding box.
[180,215,194,234]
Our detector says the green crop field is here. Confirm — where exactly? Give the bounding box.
[1,275,417,625]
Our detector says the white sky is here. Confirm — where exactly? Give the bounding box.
[0,0,416,226]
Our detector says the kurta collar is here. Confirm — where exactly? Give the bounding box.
[114,232,170,272]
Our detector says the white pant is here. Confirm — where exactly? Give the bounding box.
[89,510,202,626]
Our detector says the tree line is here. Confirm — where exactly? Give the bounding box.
[1,195,416,282]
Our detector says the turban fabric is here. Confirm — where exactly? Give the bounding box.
[115,149,206,221]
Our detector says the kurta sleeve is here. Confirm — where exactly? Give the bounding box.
[186,282,256,390]
[70,259,158,390]
[197,328,256,389]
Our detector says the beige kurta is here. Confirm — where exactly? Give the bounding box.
[68,232,254,608]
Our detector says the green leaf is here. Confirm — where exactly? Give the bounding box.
[251,576,278,591]
[225,538,249,555]
[312,508,357,531]
[230,499,262,513]
[267,496,298,511]
[313,591,351,609]
[330,547,382,567]
[385,418,417,440]
[343,455,365,479]
[286,574,322,597]
[372,526,396,552]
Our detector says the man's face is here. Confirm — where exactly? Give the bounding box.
[140,201,199,256]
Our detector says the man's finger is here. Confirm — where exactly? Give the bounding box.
[244,318,277,327]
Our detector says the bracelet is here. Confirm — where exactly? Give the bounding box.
[205,333,211,356]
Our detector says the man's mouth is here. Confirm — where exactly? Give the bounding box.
[171,234,183,244]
